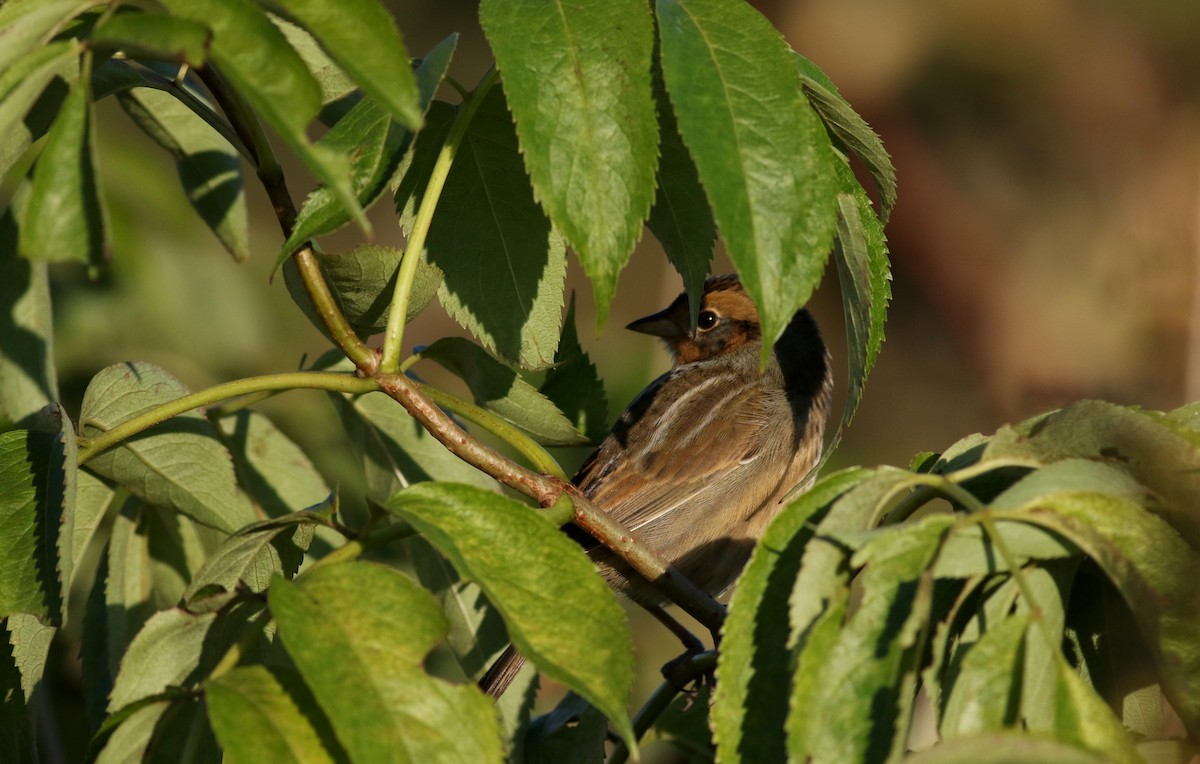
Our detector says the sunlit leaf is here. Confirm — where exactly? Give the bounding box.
[268,0,421,129]
[481,0,657,327]
[217,410,328,518]
[80,362,255,532]
[270,561,504,763]
[797,53,896,222]
[21,59,106,265]
[710,469,865,763]
[656,0,838,366]
[207,665,339,764]
[386,482,635,750]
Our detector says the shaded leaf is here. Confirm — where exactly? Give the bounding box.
[538,294,609,443]
[481,0,658,326]
[402,88,567,370]
[94,699,170,764]
[268,0,420,129]
[108,608,217,712]
[80,362,255,532]
[941,613,1028,737]
[0,215,58,429]
[217,410,328,518]
[270,561,503,763]
[656,0,838,365]
[1012,491,1200,742]
[420,337,587,446]
[21,57,106,265]
[117,86,249,261]
[647,65,715,324]
[103,498,225,677]
[284,244,442,340]
[91,11,210,66]
[386,482,635,749]
[524,692,608,764]
[181,516,314,604]
[279,34,455,261]
[330,390,497,502]
[157,0,362,229]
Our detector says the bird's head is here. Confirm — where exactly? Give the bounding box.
[626,274,762,364]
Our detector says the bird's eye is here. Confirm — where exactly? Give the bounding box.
[697,310,719,331]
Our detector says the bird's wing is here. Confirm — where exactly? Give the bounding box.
[576,369,780,533]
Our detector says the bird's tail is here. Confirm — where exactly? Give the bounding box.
[479,644,527,698]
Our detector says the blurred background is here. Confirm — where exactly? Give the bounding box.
[45,0,1200,755]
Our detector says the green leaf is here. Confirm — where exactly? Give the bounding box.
[278,34,456,262]
[709,468,866,763]
[804,515,952,763]
[1050,649,1141,763]
[107,608,218,712]
[385,482,635,749]
[267,0,420,129]
[1012,491,1200,742]
[181,516,314,604]
[420,338,586,446]
[404,536,508,683]
[270,561,504,763]
[984,401,1200,548]
[117,86,249,262]
[0,618,38,763]
[0,40,78,182]
[480,0,658,326]
[656,0,839,365]
[0,221,58,429]
[284,244,442,339]
[80,362,256,532]
[21,59,106,265]
[524,692,608,764]
[269,15,355,121]
[93,700,171,764]
[156,0,362,230]
[331,390,498,502]
[538,294,609,443]
[0,0,96,75]
[0,429,63,622]
[941,613,1029,737]
[91,11,210,66]
[648,683,714,759]
[405,88,568,370]
[103,498,225,677]
[784,590,847,760]
[831,156,891,435]
[932,520,1075,578]
[207,665,337,764]
[647,66,715,324]
[797,53,897,222]
[903,732,1109,764]
[6,612,54,703]
[217,411,328,518]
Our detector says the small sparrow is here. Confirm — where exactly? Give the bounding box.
[482,273,833,695]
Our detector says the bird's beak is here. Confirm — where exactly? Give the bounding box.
[626,307,680,337]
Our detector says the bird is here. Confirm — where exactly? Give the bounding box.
[480,273,833,696]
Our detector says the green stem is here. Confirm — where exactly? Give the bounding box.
[77,372,377,464]
[417,382,567,481]
[379,67,499,372]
